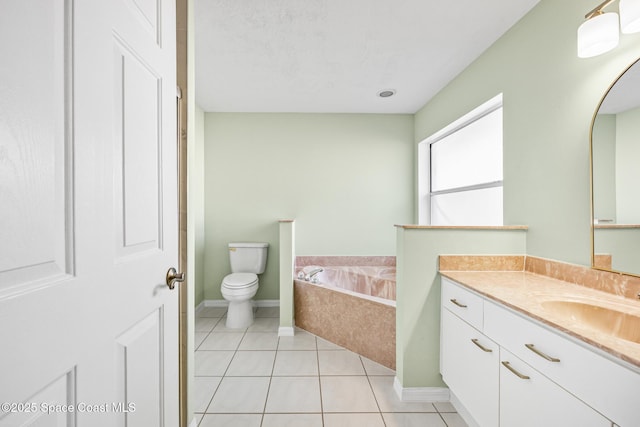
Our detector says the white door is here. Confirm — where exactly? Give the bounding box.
[0,0,179,426]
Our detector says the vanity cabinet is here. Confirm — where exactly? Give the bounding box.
[499,348,607,427]
[441,307,499,427]
[485,299,640,427]
[441,276,484,329]
[440,277,636,427]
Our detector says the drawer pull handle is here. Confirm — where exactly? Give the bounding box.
[450,299,467,308]
[501,361,530,380]
[471,339,493,353]
[525,344,560,362]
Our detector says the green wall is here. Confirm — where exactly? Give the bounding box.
[400,0,640,389]
[195,0,640,392]
[396,228,527,387]
[414,0,640,267]
[593,107,640,275]
[616,106,640,223]
[593,107,640,224]
[594,227,640,273]
[193,105,206,307]
[592,114,617,222]
[203,113,414,300]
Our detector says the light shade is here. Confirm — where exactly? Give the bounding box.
[620,0,640,33]
[577,12,620,58]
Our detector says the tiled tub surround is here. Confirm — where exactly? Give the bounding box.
[439,255,640,368]
[294,256,396,370]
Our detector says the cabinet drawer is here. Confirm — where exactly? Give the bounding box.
[486,300,640,427]
[441,277,484,330]
[499,348,610,427]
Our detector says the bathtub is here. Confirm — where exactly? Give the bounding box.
[294,256,396,370]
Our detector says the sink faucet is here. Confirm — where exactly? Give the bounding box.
[305,267,323,283]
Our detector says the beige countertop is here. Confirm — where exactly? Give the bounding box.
[395,225,528,230]
[594,224,640,229]
[440,269,640,370]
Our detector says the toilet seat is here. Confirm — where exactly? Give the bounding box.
[222,273,258,289]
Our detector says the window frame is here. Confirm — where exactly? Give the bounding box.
[418,94,503,225]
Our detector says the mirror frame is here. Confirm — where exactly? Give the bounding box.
[590,57,640,278]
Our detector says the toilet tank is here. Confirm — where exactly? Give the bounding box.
[228,242,269,274]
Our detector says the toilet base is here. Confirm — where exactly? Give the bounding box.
[225,299,254,329]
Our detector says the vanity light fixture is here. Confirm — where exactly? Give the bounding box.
[578,0,640,58]
[620,0,640,32]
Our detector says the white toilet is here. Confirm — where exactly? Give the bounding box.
[220,242,269,329]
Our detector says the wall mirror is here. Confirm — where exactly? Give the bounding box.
[591,57,640,277]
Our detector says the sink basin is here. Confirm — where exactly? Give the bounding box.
[542,301,640,344]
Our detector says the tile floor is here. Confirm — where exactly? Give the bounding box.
[194,306,468,427]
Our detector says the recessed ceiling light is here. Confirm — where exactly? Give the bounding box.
[378,89,396,98]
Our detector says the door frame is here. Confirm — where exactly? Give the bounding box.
[176,0,190,425]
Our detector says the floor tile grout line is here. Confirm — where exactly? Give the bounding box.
[193,316,222,350]
[433,401,455,427]
[195,312,465,426]
[201,314,245,418]
[216,326,246,387]
[200,378,223,419]
[437,411,451,427]
[200,311,277,422]
[360,355,388,427]
[259,334,280,427]
[315,336,325,427]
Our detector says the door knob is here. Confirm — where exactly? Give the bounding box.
[166,267,185,290]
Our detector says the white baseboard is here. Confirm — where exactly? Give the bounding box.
[278,326,295,337]
[195,300,205,313]
[203,299,228,308]
[254,299,280,308]
[393,377,450,402]
[202,299,280,308]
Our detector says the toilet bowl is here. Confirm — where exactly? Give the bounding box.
[220,242,269,329]
[221,273,259,329]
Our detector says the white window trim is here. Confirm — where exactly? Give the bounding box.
[418,93,503,225]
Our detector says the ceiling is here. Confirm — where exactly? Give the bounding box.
[194,0,540,114]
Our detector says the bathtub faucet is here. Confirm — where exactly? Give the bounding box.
[305,267,324,283]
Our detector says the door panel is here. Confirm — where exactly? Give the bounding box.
[0,371,75,427]
[0,0,73,292]
[0,0,178,425]
[124,0,161,44]
[116,309,164,426]
[113,39,162,256]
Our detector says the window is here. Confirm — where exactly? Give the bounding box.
[418,95,503,225]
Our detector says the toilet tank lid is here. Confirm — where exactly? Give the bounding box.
[228,242,269,248]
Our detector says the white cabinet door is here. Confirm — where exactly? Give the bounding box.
[441,308,499,427]
[0,1,179,426]
[500,349,609,427]
[486,300,640,427]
